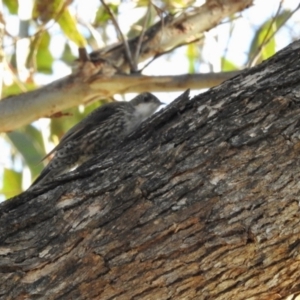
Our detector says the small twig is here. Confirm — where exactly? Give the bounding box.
[248,1,300,67]
[221,16,236,71]
[100,0,135,72]
[78,48,90,62]
[26,1,71,72]
[152,2,167,46]
[32,1,68,42]
[248,0,283,67]
[140,36,204,72]
[134,2,152,71]
[77,18,103,49]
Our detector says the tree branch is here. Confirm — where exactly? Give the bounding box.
[99,0,135,71]
[0,0,252,132]
[0,71,241,132]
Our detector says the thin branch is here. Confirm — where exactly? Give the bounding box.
[77,18,104,50]
[0,71,241,131]
[3,2,69,50]
[100,0,135,72]
[133,2,152,71]
[221,15,236,71]
[248,2,300,67]
[0,0,253,132]
[139,36,204,72]
[249,0,283,67]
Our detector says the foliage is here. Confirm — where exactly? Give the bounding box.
[0,0,299,199]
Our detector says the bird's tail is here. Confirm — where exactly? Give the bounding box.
[29,166,64,188]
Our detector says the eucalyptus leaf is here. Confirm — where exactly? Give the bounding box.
[186,44,199,74]
[249,10,291,64]
[0,168,22,199]
[221,57,238,71]
[7,127,44,178]
[58,8,87,47]
[36,32,54,74]
[3,0,18,14]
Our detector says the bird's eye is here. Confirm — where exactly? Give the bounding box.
[144,95,151,102]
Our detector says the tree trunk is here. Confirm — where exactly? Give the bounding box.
[1,40,300,300]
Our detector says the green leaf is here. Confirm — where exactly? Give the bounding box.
[49,100,108,145]
[221,57,238,71]
[0,168,22,199]
[61,43,77,65]
[24,125,46,156]
[33,0,86,46]
[33,0,64,22]
[3,0,18,14]
[27,32,54,74]
[259,24,275,61]
[186,44,199,74]
[49,101,105,141]
[163,0,194,9]
[93,4,119,26]
[127,5,157,39]
[7,127,44,178]
[249,10,291,64]
[58,8,87,47]
[135,0,149,7]
[36,32,54,73]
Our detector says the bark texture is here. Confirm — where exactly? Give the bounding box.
[0,0,252,132]
[1,40,300,300]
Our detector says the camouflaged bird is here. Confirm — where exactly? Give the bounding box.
[31,92,163,186]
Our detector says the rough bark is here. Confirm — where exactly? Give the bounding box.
[0,0,252,132]
[1,39,300,300]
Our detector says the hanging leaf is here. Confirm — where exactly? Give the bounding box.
[221,57,238,71]
[7,126,45,178]
[57,8,87,47]
[248,10,291,64]
[135,0,149,7]
[49,101,105,143]
[0,168,22,199]
[33,0,86,46]
[93,4,119,26]
[36,32,54,73]
[61,42,77,65]
[24,124,46,156]
[33,0,64,22]
[27,32,54,74]
[3,0,18,14]
[186,44,199,74]
[127,5,156,39]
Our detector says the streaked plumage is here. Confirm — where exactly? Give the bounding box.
[31,92,162,187]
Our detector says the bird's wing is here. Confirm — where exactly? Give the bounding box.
[42,103,120,161]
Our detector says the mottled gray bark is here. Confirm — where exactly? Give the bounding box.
[1,40,300,300]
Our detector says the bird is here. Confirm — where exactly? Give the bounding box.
[31,92,163,187]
